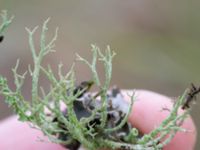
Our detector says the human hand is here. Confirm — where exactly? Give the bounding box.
[0,90,196,150]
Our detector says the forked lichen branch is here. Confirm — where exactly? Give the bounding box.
[0,10,14,35]
[0,13,194,150]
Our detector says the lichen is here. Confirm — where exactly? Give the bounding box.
[0,12,194,150]
[0,10,14,42]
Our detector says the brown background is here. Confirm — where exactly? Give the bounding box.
[0,1,200,149]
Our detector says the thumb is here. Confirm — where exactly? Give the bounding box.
[124,90,196,150]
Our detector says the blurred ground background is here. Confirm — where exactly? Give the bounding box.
[0,0,200,149]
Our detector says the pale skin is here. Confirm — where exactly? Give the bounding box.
[0,90,196,150]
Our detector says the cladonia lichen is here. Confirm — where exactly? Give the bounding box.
[0,10,13,42]
[0,11,195,150]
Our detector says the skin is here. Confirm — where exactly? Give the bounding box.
[0,90,196,150]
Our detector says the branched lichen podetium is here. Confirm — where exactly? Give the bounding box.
[0,12,195,150]
[0,10,14,42]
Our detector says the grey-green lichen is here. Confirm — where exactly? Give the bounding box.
[0,10,13,36]
[0,12,193,150]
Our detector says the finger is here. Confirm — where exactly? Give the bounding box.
[124,90,196,150]
[0,116,66,150]
[0,90,196,150]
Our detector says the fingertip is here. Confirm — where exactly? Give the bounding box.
[123,90,196,150]
[0,116,65,150]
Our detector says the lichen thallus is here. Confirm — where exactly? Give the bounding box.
[182,83,200,109]
[0,12,198,150]
[0,10,14,43]
[53,80,136,150]
[52,81,94,150]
